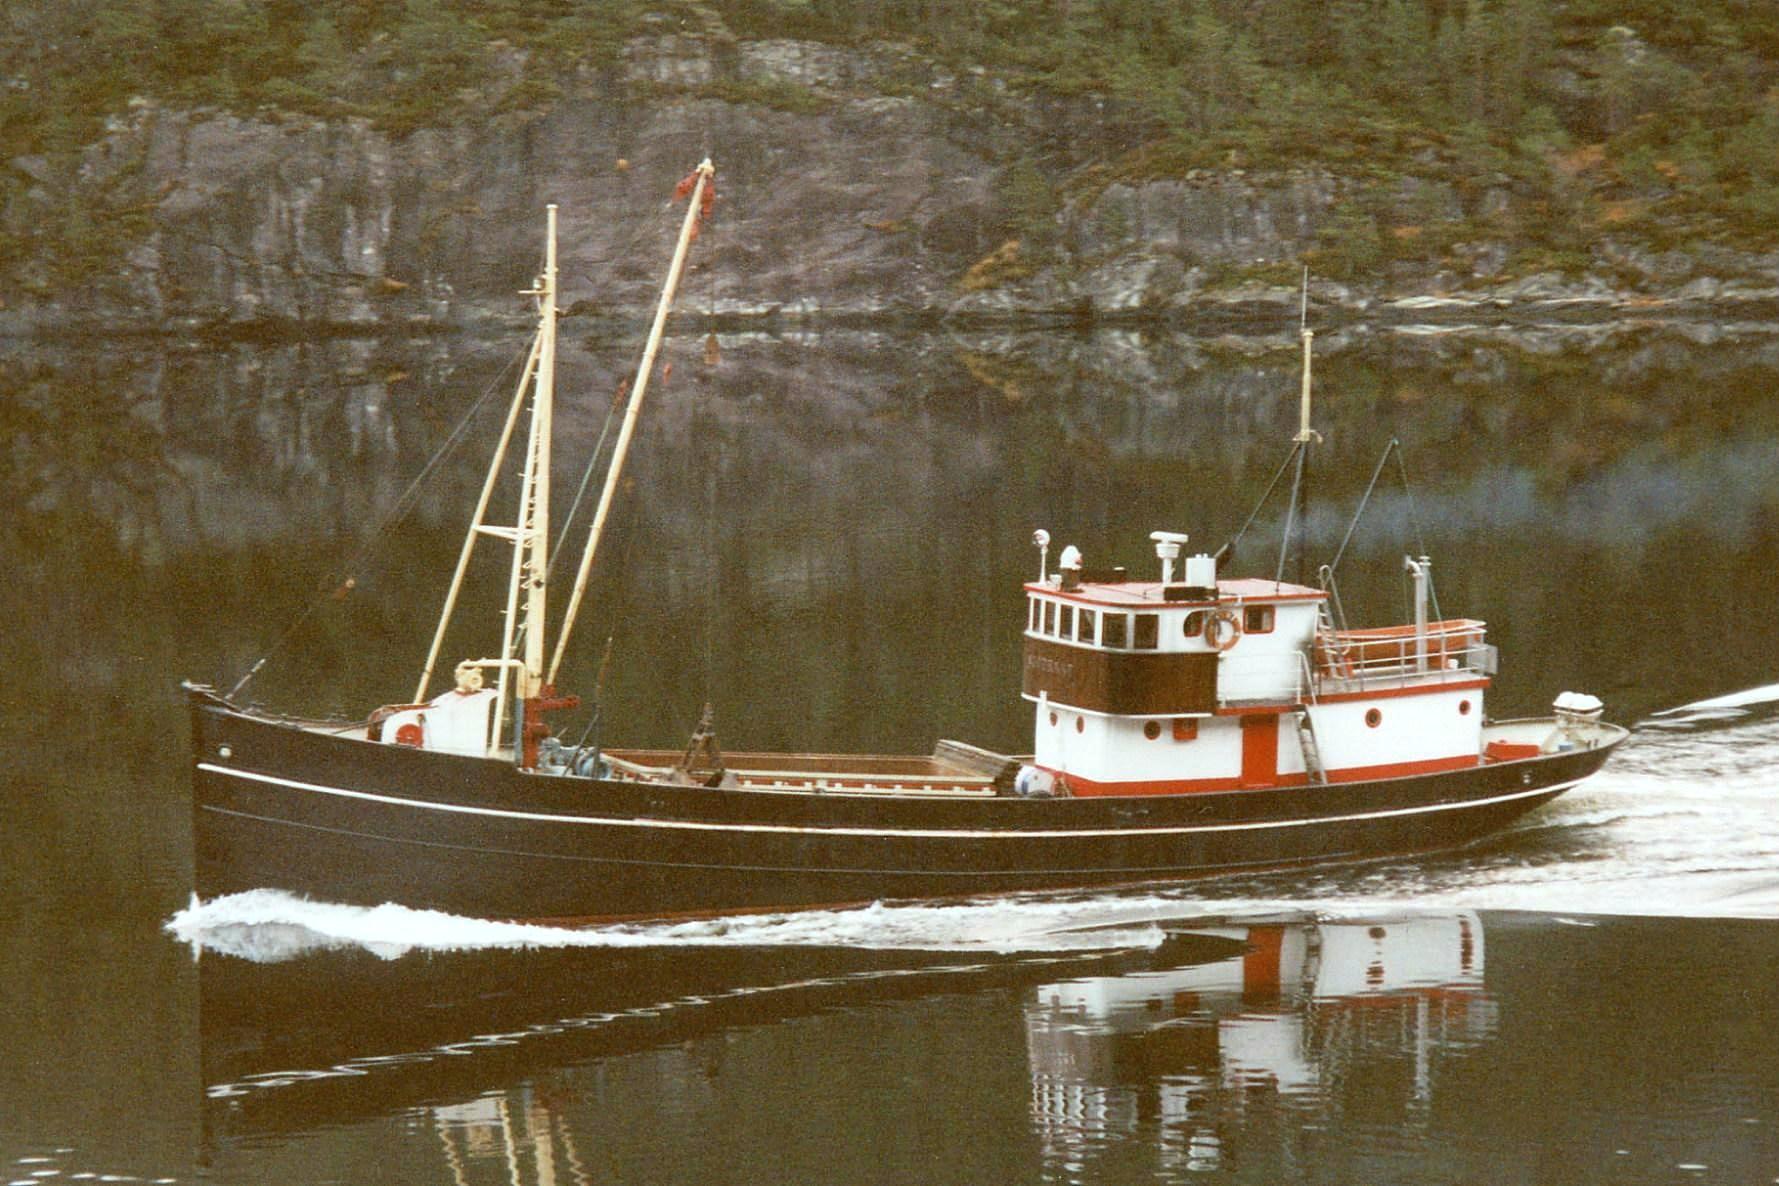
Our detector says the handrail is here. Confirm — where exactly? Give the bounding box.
[1312,619,1489,689]
[1296,649,1320,705]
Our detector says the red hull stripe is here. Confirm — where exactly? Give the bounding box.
[1024,584,1326,609]
[1048,752,1482,797]
[197,763,1577,840]
[1324,753,1480,783]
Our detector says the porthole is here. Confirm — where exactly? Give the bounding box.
[1459,699,1472,716]
[1143,720,1162,741]
[1075,716,1085,734]
[1365,708,1382,728]
[1049,711,1058,727]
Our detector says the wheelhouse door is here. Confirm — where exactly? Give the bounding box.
[1240,714,1279,788]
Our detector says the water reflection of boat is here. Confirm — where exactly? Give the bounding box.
[185,161,1625,923]
[433,1091,590,1186]
[1027,912,1494,1174]
[195,937,1144,1153]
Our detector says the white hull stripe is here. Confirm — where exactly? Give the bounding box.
[197,763,1584,842]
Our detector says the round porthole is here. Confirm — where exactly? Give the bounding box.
[1049,711,1059,727]
[1075,716,1085,734]
[1365,708,1383,728]
[1143,720,1162,740]
[1459,699,1472,716]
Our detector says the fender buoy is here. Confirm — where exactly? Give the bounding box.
[1206,609,1242,652]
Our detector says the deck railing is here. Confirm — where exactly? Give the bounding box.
[1311,618,1492,692]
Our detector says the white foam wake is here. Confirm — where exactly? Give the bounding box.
[1649,680,1779,723]
[166,888,1172,963]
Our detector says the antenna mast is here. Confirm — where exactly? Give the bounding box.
[1277,266,1320,586]
[1295,264,1316,445]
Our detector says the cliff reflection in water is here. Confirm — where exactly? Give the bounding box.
[1026,913,1491,1178]
[8,323,1778,750]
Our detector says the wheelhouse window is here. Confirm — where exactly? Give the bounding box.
[1042,600,1056,635]
[1244,605,1275,634]
[1061,604,1076,641]
[1133,613,1159,650]
[1078,609,1097,644]
[1028,598,1040,632]
[1183,610,1206,638]
[1101,612,1127,649]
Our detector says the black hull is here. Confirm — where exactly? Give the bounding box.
[188,689,1621,922]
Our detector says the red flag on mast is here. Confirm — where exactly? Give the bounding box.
[672,166,717,240]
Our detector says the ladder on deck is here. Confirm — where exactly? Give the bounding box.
[1313,601,1347,677]
[1295,709,1329,785]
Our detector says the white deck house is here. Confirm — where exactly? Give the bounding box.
[1021,544,1497,796]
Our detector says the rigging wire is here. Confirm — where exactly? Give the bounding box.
[1218,438,1304,569]
[1325,437,1436,593]
[1394,444,1432,561]
[572,177,688,310]
[570,485,647,751]
[226,168,708,703]
[697,209,722,715]
[512,182,710,662]
[225,342,530,699]
[702,444,719,711]
[551,173,724,699]
[1327,438,1400,581]
[1275,443,1308,584]
[546,378,632,583]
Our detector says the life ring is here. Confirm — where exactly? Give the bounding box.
[1205,609,1242,652]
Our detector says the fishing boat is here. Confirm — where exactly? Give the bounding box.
[186,160,1627,923]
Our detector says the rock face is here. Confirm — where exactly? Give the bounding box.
[8,33,1779,336]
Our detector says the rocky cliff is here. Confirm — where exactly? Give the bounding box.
[8,32,1779,338]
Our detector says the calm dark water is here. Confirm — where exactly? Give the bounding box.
[3,323,1779,1184]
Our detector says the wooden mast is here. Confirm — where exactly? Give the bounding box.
[547,159,714,687]
[492,203,558,745]
[412,207,557,707]
[524,204,558,699]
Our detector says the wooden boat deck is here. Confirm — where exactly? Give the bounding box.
[603,739,1025,796]
[285,716,1026,796]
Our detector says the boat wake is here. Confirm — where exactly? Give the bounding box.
[1645,679,1779,726]
[165,889,1176,963]
[168,683,1779,962]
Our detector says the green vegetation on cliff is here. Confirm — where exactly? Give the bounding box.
[2,0,1776,294]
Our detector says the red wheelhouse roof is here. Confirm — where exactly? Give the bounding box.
[1023,577,1327,607]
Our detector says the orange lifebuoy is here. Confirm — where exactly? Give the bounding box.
[1205,609,1242,652]
[393,721,425,747]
